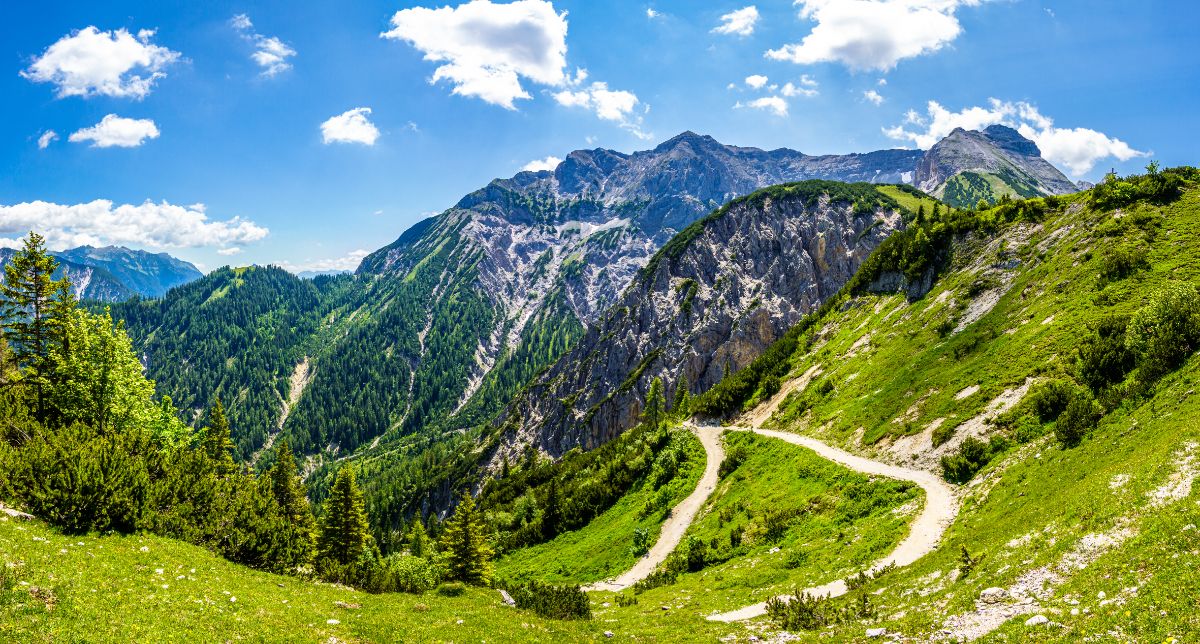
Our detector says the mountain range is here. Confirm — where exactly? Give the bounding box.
[1,245,203,301]
[109,126,1079,515]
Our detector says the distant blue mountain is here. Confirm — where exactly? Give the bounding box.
[0,245,203,301]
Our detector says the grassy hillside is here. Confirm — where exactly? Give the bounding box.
[699,169,1200,640]
[618,430,918,615]
[495,430,705,584]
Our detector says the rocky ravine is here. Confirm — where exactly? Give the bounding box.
[489,184,905,462]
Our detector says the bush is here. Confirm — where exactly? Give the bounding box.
[1055,392,1103,447]
[9,423,154,534]
[630,527,651,557]
[766,590,875,631]
[940,435,1010,484]
[436,582,466,597]
[1026,379,1079,422]
[1097,243,1149,283]
[631,567,678,594]
[784,549,809,569]
[718,444,747,478]
[380,554,439,594]
[1077,316,1135,393]
[508,580,591,620]
[931,421,957,447]
[1126,282,1200,384]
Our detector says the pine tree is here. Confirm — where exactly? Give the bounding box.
[541,477,562,538]
[317,466,373,566]
[407,518,429,558]
[672,375,690,418]
[269,440,316,561]
[0,232,73,421]
[439,491,493,585]
[202,398,237,475]
[915,204,926,225]
[643,377,665,429]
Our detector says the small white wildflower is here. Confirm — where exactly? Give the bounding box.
[139,546,149,553]
[230,596,237,603]
[327,619,340,625]
[162,584,169,589]
[155,568,164,575]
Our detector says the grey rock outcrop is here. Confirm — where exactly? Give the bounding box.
[489,184,905,461]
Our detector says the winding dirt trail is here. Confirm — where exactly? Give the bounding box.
[706,425,958,622]
[583,425,725,592]
[583,372,958,620]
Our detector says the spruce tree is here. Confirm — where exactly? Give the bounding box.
[672,375,690,419]
[0,232,73,421]
[439,491,493,585]
[269,440,316,560]
[317,466,373,566]
[407,518,429,558]
[643,377,665,429]
[541,477,562,538]
[202,398,237,475]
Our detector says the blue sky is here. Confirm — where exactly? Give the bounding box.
[1,1,1195,272]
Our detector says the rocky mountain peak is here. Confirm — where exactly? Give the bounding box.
[981,124,1041,157]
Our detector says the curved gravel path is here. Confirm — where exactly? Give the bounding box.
[705,425,959,622]
[584,425,725,592]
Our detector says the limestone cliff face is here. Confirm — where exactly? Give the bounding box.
[489,184,906,464]
[352,132,921,427]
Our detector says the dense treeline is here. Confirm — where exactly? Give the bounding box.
[0,234,314,573]
[281,226,495,456]
[0,234,507,603]
[476,379,687,554]
[110,266,351,459]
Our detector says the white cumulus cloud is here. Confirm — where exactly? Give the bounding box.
[745,74,769,89]
[522,156,562,172]
[768,0,985,71]
[553,82,649,139]
[22,26,181,99]
[274,249,371,275]
[0,200,268,251]
[320,108,380,145]
[230,14,297,77]
[884,99,1149,176]
[381,0,568,109]
[863,89,884,105]
[735,96,788,117]
[646,8,660,19]
[780,75,819,97]
[713,6,759,36]
[217,247,242,256]
[37,131,59,149]
[69,114,159,148]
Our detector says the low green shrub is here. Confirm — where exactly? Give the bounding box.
[1055,392,1103,447]
[940,435,1011,484]
[508,580,591,620]
[766,590,875,631]
[436,582,466,597]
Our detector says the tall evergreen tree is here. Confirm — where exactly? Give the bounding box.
[407,518,429,558]
[643,377,665,429]
[541,476,561,538]
[672,375,690,418]
[0,232,73,421]
[202,398,237,475]
[439,491,493,585]
[269,440,316,560]
[317,466,373,566]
